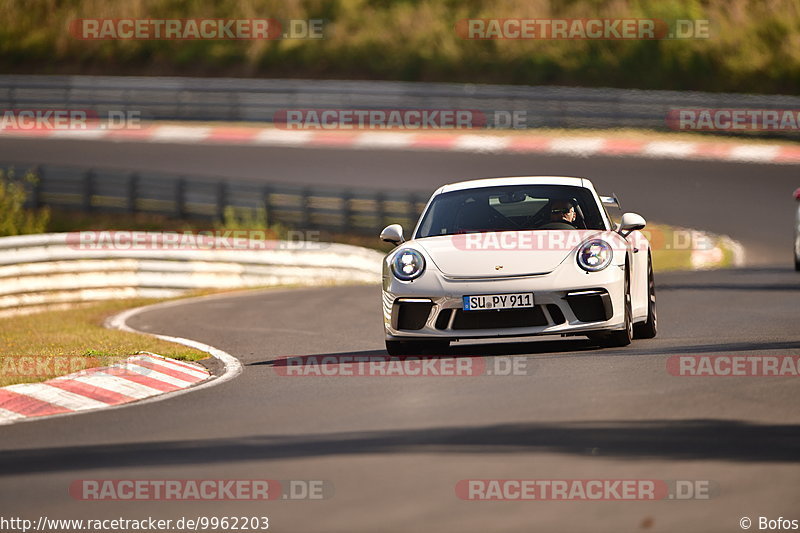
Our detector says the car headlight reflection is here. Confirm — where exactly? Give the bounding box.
[577,239,613,272]
[391,248,426,281]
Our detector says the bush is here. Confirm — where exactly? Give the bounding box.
[214,206,287,239]
[0,171,50,237]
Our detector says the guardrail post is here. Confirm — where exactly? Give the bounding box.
[229,90,238,121]
[33,165,44,209]
[301,188,312,229]
[407,193,418,227]
[262,185,273,226]
[83,169,95,212]
[376,191,386,232]
[177,89,184,120]
[342,189,353,233]
[175,177,186,218]
[216,180,228,220]
[127,172,139,213]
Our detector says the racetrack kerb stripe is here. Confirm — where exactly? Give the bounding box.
[1,126,798,164]
[0,354,211,425]
[0,389,71,417]
[46,378,134,405]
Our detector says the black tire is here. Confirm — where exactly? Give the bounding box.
[633,254,658,339]
[385,339,450,356]
[593,267,633,348]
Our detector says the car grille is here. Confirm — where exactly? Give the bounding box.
[450,306,548,330]
[435,308,454,329]
[410,292,610,333]
[546,304,566,325]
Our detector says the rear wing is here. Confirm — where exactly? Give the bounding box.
[600,194,621,209]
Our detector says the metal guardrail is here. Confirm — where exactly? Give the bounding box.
[0,233,384,313]
[3,162,429,235]
[2,75,800,131]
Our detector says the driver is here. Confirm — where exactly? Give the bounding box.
[549,199,577,227]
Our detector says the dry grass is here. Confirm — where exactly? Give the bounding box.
[0,298,207,387]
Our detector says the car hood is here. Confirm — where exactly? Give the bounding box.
[416,230,606,278]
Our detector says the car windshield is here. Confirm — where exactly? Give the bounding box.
[415,184,606,238]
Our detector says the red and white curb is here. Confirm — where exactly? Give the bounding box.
[2,125,799,165]
[0,296,243,426]
[0,353,210,425]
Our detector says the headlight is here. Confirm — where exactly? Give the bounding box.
[391,248,426,281]
[577,239,613,272]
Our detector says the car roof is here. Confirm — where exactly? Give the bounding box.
[436,176,590,194]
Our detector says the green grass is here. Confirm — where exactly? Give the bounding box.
[652,245,694,272]
[645,223,737,271]
[3,0,800,94]
[0,299,208,387]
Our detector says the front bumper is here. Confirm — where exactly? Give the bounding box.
[383,263,626,340]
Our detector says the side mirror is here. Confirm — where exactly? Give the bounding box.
[618,212,646,237]
[380,224,404,245]
[794,187,800,201]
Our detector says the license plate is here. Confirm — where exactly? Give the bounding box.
[463,293,534,311]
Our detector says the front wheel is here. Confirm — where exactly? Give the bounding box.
[633,254,658,339]
[385,339,450,356]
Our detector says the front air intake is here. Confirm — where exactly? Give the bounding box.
[565,289,613,322]
[393,300,434,330]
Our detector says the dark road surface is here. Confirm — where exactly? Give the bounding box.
[0,267,798,532]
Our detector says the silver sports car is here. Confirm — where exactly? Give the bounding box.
[380,176,657,355]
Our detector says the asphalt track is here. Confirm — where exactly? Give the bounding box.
[0,137,798,532]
